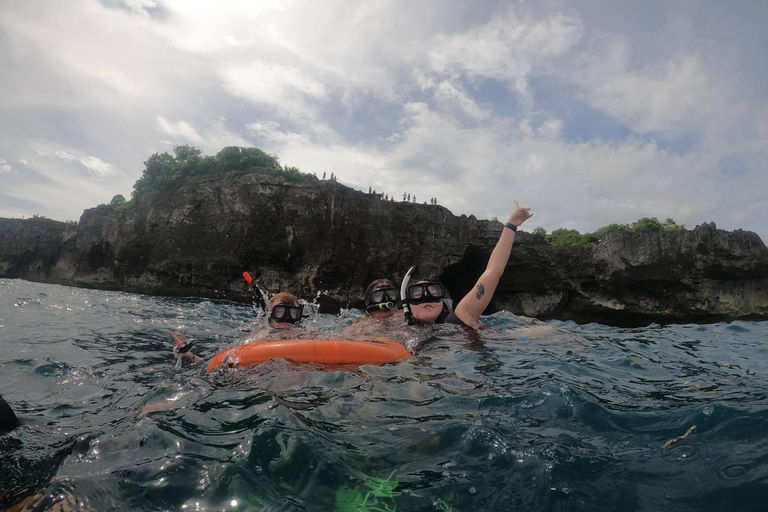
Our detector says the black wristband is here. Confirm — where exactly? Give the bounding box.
[178,342,194,354]
[504,222,518,232]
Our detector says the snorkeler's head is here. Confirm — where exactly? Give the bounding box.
[268,292,302,328]
[364,279,399,318]
[407,280,446,323]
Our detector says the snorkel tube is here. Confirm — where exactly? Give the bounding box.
[400,266,415,325]
[242,271,268,314]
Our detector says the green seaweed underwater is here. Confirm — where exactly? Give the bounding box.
[335,469,399,512]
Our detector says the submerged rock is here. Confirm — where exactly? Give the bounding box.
[0,394,20,433]
[1,173,767,326]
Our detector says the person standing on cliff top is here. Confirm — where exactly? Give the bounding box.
[405,201,533,329]
[169,292,306,364]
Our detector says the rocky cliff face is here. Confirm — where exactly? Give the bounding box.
[1,173,767,326]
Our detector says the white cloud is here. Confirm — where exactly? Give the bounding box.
[427,8,583,87]
[24,141,117,178]
[247,101,714,232]
[0,157,12,173]
[156,116,252,154]
[433,81,491,120]
[54,150,116,177]
[1,0,767,242]
[156,116,205,144]
[219,62,328,122]
[583,53,725,135]
[113,0,159,18]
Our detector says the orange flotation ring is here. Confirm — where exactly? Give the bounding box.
[206,337,410,373]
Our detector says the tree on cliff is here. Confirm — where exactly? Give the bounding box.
[110,195,126,207]
[125,145,316,210]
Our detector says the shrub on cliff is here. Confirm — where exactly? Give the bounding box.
[110,194,126,207]
[546,217,686,247]
[124,145,317,210]
[547,228,594,248]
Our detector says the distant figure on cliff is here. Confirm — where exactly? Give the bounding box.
[322,171,326,179]
[169,292,307,364]
[403,201,532,329]
[340,279,401,338]
[1,393,19,433]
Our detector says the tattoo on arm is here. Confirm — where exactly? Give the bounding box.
[475,283,485,300]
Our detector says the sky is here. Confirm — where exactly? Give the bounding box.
[1,0,766,241]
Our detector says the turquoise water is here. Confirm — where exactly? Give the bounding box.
[1,278,767,511]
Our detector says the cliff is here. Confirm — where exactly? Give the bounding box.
[1,173,767,326]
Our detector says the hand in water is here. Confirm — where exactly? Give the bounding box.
[168,327,197,361]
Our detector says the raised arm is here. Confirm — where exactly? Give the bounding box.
[453,201,532,327]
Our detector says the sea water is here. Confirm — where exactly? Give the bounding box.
[1,278,767,511]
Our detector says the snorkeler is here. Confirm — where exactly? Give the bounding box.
[340,279,401,338]
[169,292,306,363]
[363,279,399,320]
[403,201,533,329]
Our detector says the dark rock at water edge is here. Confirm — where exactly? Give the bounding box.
[1,394,20,433]
[1,173,767,326]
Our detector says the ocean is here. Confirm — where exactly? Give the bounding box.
[1,278,767,511]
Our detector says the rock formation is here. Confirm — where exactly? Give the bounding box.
[1,172,767,326]
[0,394,19,433]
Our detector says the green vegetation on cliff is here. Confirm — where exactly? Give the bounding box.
[118,145,316,212]
[543,217,685,247]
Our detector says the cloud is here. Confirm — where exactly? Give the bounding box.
[433,81,491,120]
[156,116,205,144]
[219,62,328,122]
[24,140,117,179]
[100,0,164,18]
[0,157,12,173]
[0,0,766,242]
[246,100,713,233]
[426,8,583,90]
[579,52,726,136]
[156,116,251,154]
[51,150,116,177]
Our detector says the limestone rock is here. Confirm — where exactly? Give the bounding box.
[1,173,766,326]
[0,394,19,433]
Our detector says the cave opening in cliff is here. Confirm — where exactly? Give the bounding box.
[440,245,499,315]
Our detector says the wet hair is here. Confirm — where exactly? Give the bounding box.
[269,292,299,308]
[364,278,396,298]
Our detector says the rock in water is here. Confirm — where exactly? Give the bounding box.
[0,394,20,433]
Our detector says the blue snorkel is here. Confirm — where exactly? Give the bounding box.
[400,266,415,325]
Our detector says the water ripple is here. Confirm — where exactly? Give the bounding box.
[2,279,768,511]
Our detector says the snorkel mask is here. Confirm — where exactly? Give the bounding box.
[364,286,399,312]
[405,282,445,304]
[269,303,304,324]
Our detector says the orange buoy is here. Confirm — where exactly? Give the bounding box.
[206,337,410,373]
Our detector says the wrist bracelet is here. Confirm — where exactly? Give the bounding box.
[503,222,518,232]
